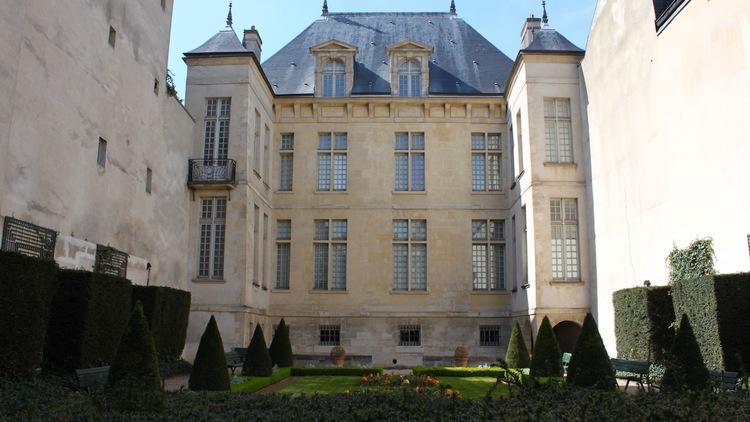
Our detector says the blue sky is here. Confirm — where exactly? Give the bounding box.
[167,0,597,96]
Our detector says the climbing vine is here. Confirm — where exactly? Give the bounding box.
[666,238,717,283]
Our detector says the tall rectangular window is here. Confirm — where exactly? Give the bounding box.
[314,219,347,290]
[253,205,260,285]
[471,133,502,192]
[276,220,291,290]
[197,197,227,280]
[544,98,573,163]
[551,198,580,281]
[472,219,506,291]
[516,112,525,175]
[279,133,294,191]
[253,109,261,172]
[399,325,421,347]
[263,125,270,180]
[317,133,347,191]
[392,219,427,291]
[97,138,107,168]
[203,98,231,161]
[394,133,425,192]
[262,214,268,288]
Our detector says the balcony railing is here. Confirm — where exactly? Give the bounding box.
[188,159,237,187]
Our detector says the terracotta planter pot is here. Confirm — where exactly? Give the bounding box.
[331,356,345,367]
[454,357,468,368]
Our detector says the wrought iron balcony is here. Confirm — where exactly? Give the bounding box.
[188,159,237,188]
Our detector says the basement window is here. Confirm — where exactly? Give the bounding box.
[399,325,421,347]
[653,0,690,32]
[319,325,340,346]
[108,26,116,48]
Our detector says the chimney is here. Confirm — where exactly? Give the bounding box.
[520,15,542,49]
[243,26,263,61]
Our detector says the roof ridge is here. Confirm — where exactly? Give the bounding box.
[328,12,453,16]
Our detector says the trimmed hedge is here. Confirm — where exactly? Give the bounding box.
[612,286,674,362]
[242,325,273,377]
[132,286,191,361]
[44,269,132,370]
[290,367,383,376]
[109,302,161,391]
[671,273,750,372]
[412,367,505,378]
[189,316,230,391]
[662,314,710,392]
[269,319,293,368]
[505,322,531,369]
[567,314,616,390]
[530,316,563,377]
[0,252,59,378]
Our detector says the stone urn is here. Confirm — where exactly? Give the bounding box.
[330,346,346,367]
[453,346,469,367]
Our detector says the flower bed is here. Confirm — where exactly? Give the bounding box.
[357,373,462,398]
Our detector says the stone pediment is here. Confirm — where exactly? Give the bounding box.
[386,40,434,54]
[310,39,359,54]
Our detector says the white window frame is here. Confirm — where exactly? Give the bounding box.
[544,98,574,163]
[314,219,347,291]
[472,219,506,291]
[394,132,425,192]
[203,98,231,162]
[392,219,427,292]
[275,220,291,290]
[197,197,227,280]
[471,133,503,192]
[550,198,580,281]
[322,59,346,97]
[279,133,294,191]
[398,59,422,97]
[317,133,347,192]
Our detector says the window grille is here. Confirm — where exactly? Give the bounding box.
[472,220,506,290]
[471,133,502,191]
[399,325,421,347]
[393,220,427,291]
[94,245,129,278]
[317,133,347,191]
[551,198,580,281]
[480,326,501,347]
[544,98,573,163]
[319,325,341,346]
[314,220,347,290]
[1,217,57,261]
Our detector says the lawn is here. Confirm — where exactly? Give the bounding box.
[230,367,292,393]
[275,375,508,400]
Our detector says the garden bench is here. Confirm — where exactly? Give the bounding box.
[710,371,739,392]
[562,353,572,372]
[611,358,650,392]
[76,366,110,391]
[226,347,247,375]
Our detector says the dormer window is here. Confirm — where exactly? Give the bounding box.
[387,40,433,97]
[310,39,358,98]
[398,60,422,97]
[323,59,346,97]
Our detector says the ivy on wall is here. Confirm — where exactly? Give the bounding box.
[666,238,717,284]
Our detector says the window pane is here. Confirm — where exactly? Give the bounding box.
[472,221,487,241]
[331,220,347,240]
[331,244,347,290]
[411,154,425,191]
[490,220,504,241]
[334,133,348,150]
[200,198,213,219]
[487,134,501,150]
[317,154,331,190]
[323,74,333,97]
[557,120,573,163]
[490,244,505,290]
[544,99,555,117]
[217,121,229,160]
[198,224,211,277]
[550,199,562,221]
[472,244,488,290]
[333,154,347,191]
[551,224,564,279]
[394,154,409,191]
[393,244,408,291]
[220,98,231,117]
[471,133,486,150]
[487,154,501,191]
[399,75,409,97]
[393,220,408,241]
[314,243,329,289]
[565,224,579,280]
[215,198,227,219]
[557,99,571,118]
[411,74,421,97]
[212,223,225,278]
[318,133,332,150]
[545,119,557,162]
[335,74,345,96]
[206,99,218,117]
[411,133,425,150]
[564,199,578,222]
[276,243,290,289]
[411,244,426,290]
[472,154,486,191]
[395,133,409,150]
[314,220,329,240]
[203,121,216,159]
[281,134,294,150]
[277,220,291,240]
[411,220,426,241]
[280,154,293,191]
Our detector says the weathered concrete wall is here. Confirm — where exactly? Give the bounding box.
[582,0,750,353]
[0,0,194,290]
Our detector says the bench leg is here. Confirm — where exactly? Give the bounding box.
[624,379,630,391]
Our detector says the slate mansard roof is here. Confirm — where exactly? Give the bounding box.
[261,13,515,96]
[522,28,584,54]
[186,26,251,56]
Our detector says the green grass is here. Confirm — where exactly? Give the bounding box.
[230,367,292,393]
[274,375,508,400]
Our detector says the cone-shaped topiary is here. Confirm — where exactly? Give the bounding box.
[661,314,710,392]
[189,316,230,391]
[268,319,294,368]
[567,313,617,390]
[530,316,563,377]
[109,301,161,390]
[505,322,531,368]
[242,324,273,377]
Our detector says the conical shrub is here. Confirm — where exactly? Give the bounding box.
[567,313,617,390]
[269,319,294,368]
[530,316,563,377]
[662,314,710,392]
[505,322,531,368]
[242,324,273,377]
[189,316,230,391]
[109,302,161,390]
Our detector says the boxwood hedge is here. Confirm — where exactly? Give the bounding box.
[132,286,191,361]
[44,269,132,370]
[412,367,505,378]
[671,273,750,372]
[290,367,383,376]
[0,252,59,378]
[612,286,674,362]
